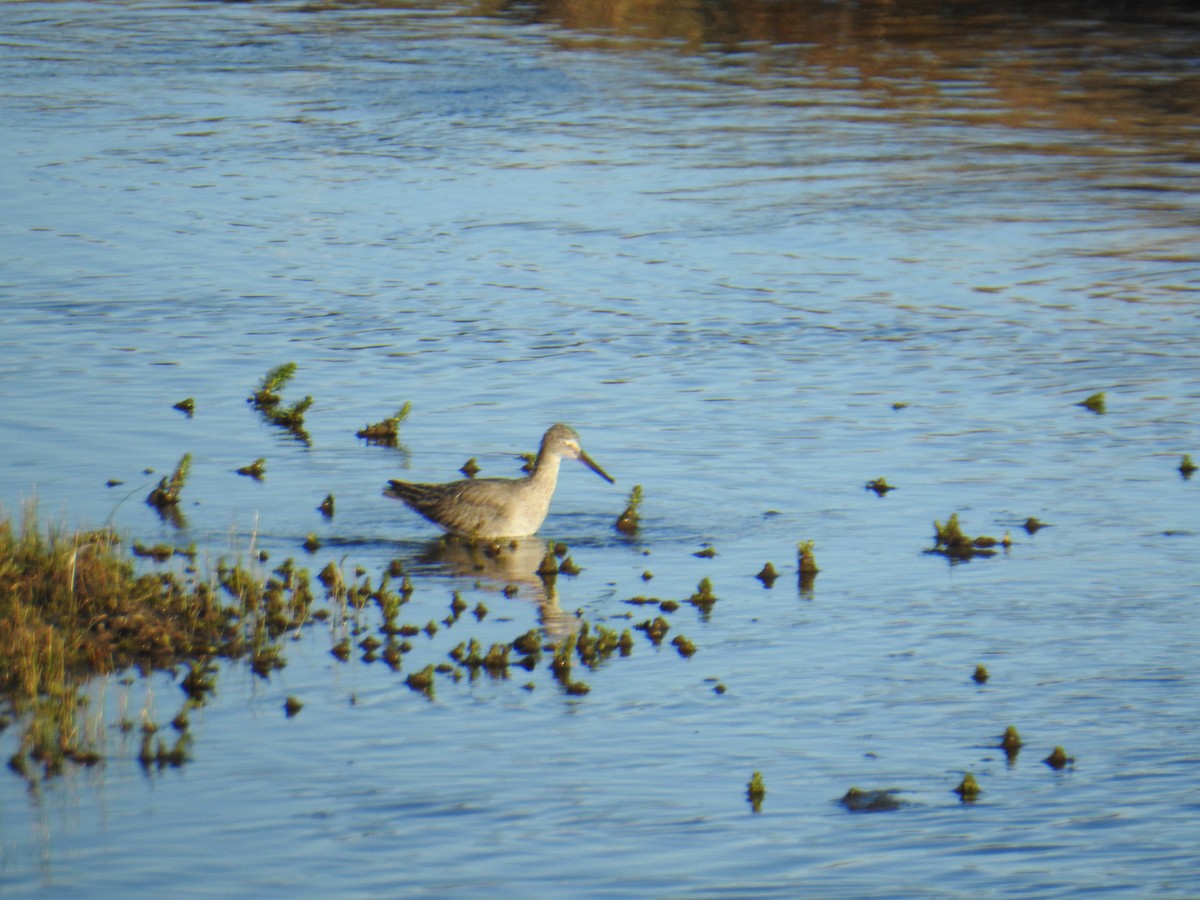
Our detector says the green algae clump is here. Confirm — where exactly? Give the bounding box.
[1078,392,1106,414]
[248,363,312,442]
[405,664,436,699]
[146,453,191,513]
[755,562,779,587]
[536,544,559,579]
[954,773,981,802]
[747,771,766,812]
[357,402,412,448]
[1044,746,1074,770]
[865,478,895,496]
[687,578,717,614]
[236,458,266,480]
[636,616,671,645]
[249,362,296,409]
[930,514,1009,562]
[1000,726,1023,762]
[671,635,697,657]
[797,540,820,575]
[614,484,643,535]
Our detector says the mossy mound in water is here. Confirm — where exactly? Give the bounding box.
[1077,392,1106,414]
[755,562,779,587]
[248,363,312,442]
[236,458,266,480]
[614,484,643,535]
[954,773,981,801]
[929,513,1010,561]
[1044,746,1074,770]
[1180,454,1196,479]
[356,402,411,448]
[1000,726,1023,761]
[146,453,191,512]
[797,540,819,574]
[746,771,766,812]
[865,477,895,496]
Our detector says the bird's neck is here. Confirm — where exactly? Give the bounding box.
[529,451,562,488]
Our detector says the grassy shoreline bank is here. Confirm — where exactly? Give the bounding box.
[0,503,313,782]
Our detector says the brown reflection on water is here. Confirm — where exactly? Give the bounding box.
[477,0,1200,144]
[417,536,575,636]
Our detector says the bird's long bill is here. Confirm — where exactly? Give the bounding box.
[579,450,615,484]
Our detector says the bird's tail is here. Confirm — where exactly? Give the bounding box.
[383,480,415,502]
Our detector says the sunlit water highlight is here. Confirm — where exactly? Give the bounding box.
[1,0,1198,896]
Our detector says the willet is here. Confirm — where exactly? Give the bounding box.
[384,423,614,539]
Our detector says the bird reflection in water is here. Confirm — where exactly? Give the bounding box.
[415,535,576,637]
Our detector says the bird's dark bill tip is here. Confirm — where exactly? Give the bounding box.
[580,451,615,484]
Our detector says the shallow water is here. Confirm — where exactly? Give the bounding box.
[2,0,1199,896]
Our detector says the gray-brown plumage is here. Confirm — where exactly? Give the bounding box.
[384,424,614,539]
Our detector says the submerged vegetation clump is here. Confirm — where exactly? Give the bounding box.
[248,362,295,409]
[1044,746,1074,770]
[236,458,266,480]
[405,664,436,699]
[797,540,819,592]
[755,562,779,588]
[133,540,178,563]
[248,363,312,442]
[929,514,1010,562]
[356,402,412,448]
[1180,454,1197,480]
[549,633,590,695]
[536,543,560,580]
[954,773,981,802]
[1077,391,1107,414]
[671,634,696,657]
[746,771,766,813]
[1000,726,1023,762]
[146,453,192,515]
[687,578,717,614]
[139,731,191,771]
[796,540,819,574]
[0,505,314,781]
[636,615,670,645]
[865,477,895,496]
[614,484,643,535]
